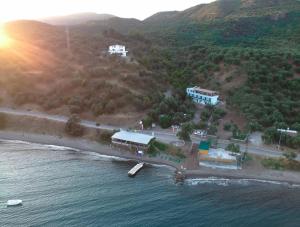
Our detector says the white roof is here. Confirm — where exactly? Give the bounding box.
[112,131,155,145]
[208,148,236,160]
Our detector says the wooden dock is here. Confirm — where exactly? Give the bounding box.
[128,162,144,177]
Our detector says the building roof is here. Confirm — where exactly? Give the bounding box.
[192,87,218,96]
[199,141,210,150]
[112,130,155,145]
[208,148,237,161]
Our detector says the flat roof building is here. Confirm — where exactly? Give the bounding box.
[198,147,239,170]
[112,130,155,149]
[187,86,219,105]
[108,44,128,57]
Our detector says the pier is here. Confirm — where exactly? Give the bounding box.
[128,162,144,177]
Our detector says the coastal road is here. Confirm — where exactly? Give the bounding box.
[0,107,299,161]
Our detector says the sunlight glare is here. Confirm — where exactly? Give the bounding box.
[0,26,11,48]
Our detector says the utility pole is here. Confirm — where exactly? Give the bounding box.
[278,130,283,150]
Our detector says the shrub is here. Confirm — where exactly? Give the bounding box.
[283,151,297,161]
[153,141,167,151]
[261,158,285,170]
[223,123,232,131]
[65,115,84,137]
[97,130,114,144]
[226,143,240,153]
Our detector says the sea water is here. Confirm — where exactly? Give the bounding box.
[0,140,300,227]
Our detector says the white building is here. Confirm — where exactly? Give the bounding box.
[112,130,155,150]
[108,44,128,57]
[186,86,219,105]
[199,148,239,170]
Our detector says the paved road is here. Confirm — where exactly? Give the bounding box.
[0,107,298,160]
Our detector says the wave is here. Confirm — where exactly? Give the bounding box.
[186,177,300,188]
[0,139,33,145]
[148,163,176,171]
[43,144,80,152]
[79,150,131,162]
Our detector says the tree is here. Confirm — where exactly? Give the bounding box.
[159,115,172,129]
[208,124,218,135]
[262,127,277,144]
[142,116,153,129]
[65,115,84,137]
[177,123,194,141]
[283,151,297,161]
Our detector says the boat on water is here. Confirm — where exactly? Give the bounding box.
[7,200,22,206]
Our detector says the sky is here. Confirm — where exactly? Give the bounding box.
[0,0,214,22]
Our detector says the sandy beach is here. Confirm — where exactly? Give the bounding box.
[0,130,180,169]
[1,130,300,185]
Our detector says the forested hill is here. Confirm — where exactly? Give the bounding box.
[136,0,300,146]
[141,0,300,50]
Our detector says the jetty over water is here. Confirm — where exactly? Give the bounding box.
[128,163,144,177]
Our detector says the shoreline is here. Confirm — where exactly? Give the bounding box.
[1,130,300,186]
[0,130,180,170]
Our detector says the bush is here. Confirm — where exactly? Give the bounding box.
[97,130,114,144]
[283,151,297,161]
[223,123,232,131]
[261,158,285,170]
[226,143,240,153]
[65,115,84,137]
[153,141,167,151]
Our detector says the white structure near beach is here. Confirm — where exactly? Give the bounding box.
[108,44,128,57]
[186,86,219,105]
[112,130,155,150]
[199,148,239,170]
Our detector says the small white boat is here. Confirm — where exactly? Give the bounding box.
[7,200,22,206]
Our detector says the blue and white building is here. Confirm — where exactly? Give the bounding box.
[186,86,219,105]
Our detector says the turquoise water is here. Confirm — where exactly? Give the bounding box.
[0,140,300,227]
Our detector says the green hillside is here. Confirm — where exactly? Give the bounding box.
[135,0,300,147]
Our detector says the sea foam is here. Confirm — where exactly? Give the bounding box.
[186,177,300,187]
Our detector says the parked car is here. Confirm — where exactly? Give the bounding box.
[193,130,207,137]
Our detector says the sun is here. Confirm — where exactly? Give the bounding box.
[0,27,12,48]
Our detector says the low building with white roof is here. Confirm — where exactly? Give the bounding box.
[112,130,155,150]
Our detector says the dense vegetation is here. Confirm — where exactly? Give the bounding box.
[134,0,300,147]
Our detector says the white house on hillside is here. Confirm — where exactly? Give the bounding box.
[187,86,219,105]
[108,44,128,57]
